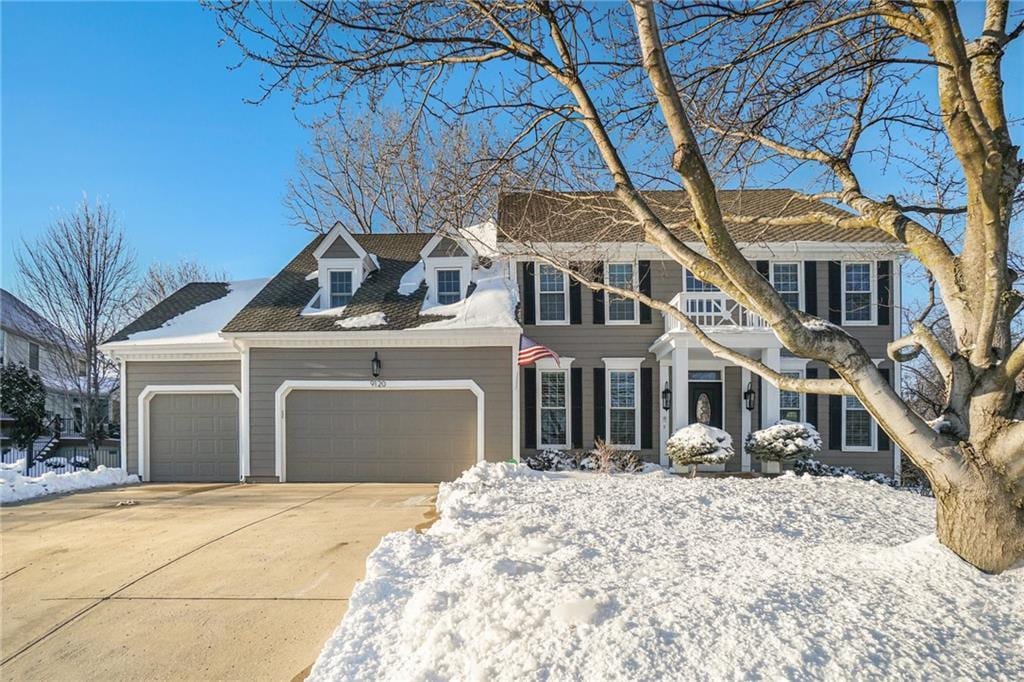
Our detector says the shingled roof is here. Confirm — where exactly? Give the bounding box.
[223,232,459,334]
[497,189,897,243]
[107,283,232,343]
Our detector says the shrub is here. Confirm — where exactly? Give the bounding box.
[524,443,643,473]
[666,423,734,474]
[745,421,822,463]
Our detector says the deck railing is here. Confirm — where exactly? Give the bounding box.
[666,292,768,332]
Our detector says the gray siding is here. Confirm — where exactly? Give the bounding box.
[723,366,743,472]
[813,260,895,357]
[249,347,514,478]
[322,237,358,258]
[123,360,241,476]
[428,237,467,257]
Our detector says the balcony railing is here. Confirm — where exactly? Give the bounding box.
[666,292,768,332]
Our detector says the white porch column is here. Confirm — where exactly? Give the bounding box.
[671,342,689,433]
[740,366,752,472]
[761,347,781,429]
[659,362,671,466]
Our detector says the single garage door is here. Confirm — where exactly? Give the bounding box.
[149,393,239,482]
[285,389,477,482]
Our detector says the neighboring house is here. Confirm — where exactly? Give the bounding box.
[100,189,902,484]
[0,289,119,451]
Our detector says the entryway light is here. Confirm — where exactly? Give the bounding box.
[371,352,382,378]
[743,382,756,411]
[661,382,672,411]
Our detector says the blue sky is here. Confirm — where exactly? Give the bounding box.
[2,2,1020,299]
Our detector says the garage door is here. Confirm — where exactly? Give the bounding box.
[149,393,239,482]
[285,389,477,482]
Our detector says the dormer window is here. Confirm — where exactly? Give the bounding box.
[436,269,463,304]
[329,270,354,308]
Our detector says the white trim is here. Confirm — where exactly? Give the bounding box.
[423,256,472,306]
[740,366,751,472]
[419,231,477,261]
[222,329,522,347]
[841,260,877,326]
[535,262,570,325]
[604,261,639,325]
[537,369,571,449]
[841,394,877,452]
[119,359,127,470]
[137,384,242,483]
[778,369,805,423]
[603,358,643,449]
[100,342,241,361]
[274,379,485,482]
[602,357,644,371]
[500,241,906,262]
[659,362,671,466]
[313,222,369,260]
[769,261,804,310]
[325,266,357,308]
[239,345,251,477]
[434,267,465,305]
[893,258,903,480]
[511,348,520,462]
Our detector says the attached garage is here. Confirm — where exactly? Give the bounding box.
[278,380,483,483]
[139,385,241,483]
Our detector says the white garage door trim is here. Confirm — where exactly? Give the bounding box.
[274,379,485,482]
[137,384,242,482]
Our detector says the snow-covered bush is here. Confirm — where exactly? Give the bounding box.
[524,449,577,472]
[524,444,643,473]
[666,423,734,475]
[745,421,821,463]
[793,458,931,496]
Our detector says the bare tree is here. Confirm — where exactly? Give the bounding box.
[210,1,1024,572]
[135,258,229,314]
[286,111,513,233]
[17,198,137,456]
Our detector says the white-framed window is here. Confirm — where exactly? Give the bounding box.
[842,395,876,451]
[842,261,875,325]
[608,369,638,447]
[436,269,463,305]
[779,370,803,422]
[328,270,354,308]
[606,262,638,323]
[684,269,720,292]
[28,342,40,372]
[772,262,802,310]
[537,263,568,324]
[539,369,569,447]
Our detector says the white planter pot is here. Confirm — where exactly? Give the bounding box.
[761,460,781,475]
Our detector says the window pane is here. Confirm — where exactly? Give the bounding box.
[685,270,719,292]
[541,409,567,445]
[608,263,635,321]
[845,396,872,447]
[773,264,799,291]
[610,409,636,445]
[688,370,720,381]
[329,271,353,307]
[845,263,871,292]
[541,372,566,408]
[609,371,635,408]
[538,264,565,293]
[539,293,566,321]
[437,270,462,304]
[845,292,872,321]
[781,408,802,422]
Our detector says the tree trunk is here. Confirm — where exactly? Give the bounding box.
[934,468,1024,574]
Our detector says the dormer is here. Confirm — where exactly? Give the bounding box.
[420,232,477,306]
[312,222,378,311]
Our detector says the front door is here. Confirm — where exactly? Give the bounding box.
[688,382,723,429]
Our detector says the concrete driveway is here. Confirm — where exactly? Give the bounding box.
[0,482,438,681]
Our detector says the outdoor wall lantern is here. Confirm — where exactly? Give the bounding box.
[661,383,672,411]
[743,382,756,412]
[371,352,382,378]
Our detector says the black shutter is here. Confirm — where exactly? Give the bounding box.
[569,263,582,325]
[638,260,652,324]
[756,260,770,280]
[828,261,842,324]
[828,369,841,450]
[804,261,818,315]
[571,368,583,448]
[877,368,891,451]
[592,263,605,325]
[877,261,891,326]
[593,368,606,443]
[522,262,536,325]
[523,367,537,449]
[640,367,653,449]
[805,367,818,428]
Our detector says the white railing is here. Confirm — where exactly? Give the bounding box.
[666,293,768,332]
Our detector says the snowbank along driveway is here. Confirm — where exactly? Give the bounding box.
[311,464,1024,681]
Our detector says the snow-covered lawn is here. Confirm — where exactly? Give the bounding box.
[310,463,1023,681]
[0,462,138,504]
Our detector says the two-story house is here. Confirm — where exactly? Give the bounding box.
[100,189,901,484]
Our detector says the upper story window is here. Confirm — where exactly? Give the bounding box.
[772,263,801,309]
[780,370,803,422]
[606,262,637,323]
[843,262,875,324]
[329,270,354,308]
[537,264,568,323]
[436,269,463,305]
[539,369,568,447]
[28,342,40,371]
[684,270,720,292]
[843,395,875,450]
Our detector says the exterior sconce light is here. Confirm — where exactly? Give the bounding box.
[661,383,672,411]
[743,382,756,412]
[371,352,382,378]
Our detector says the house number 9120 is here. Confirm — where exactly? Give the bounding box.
[370,379,387,388]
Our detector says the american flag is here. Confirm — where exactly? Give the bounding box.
[518,336,560,366]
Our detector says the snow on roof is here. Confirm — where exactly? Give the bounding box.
[0,288,70,348]
[416,262,519,330]
[121,278,269,346]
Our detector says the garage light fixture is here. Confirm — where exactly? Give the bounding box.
[371,352,382,378]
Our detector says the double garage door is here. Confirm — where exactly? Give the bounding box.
[146,388,477,483]
[284,389,477,482]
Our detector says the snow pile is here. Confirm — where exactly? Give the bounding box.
[794,458,910,489]
[124,278,269,344]
[417,262,519,330]
[745,420,822,462]
[397,261,426,295]
[1,465,138,504]
[666,423,734,466]
[309,463,1024,680]
[336,312,388,329]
